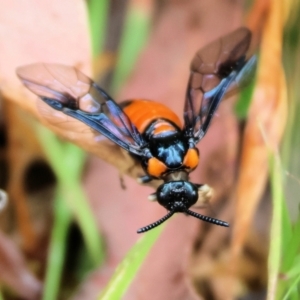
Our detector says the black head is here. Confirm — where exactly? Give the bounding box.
[137,181,229,233]
[157,181,198,212]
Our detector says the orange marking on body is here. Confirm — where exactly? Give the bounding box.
[147,157,168,178]
[153,123,177,135]
[123,99,182,134]
[183,148,199,170]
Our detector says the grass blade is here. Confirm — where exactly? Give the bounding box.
[267,152,284,300]
[87,0,109,56]
[98,225,164,300]
[37,126,104,266]
[111,4,151,92]
[42,187,72,300]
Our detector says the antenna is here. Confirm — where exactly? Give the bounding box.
[137,210,175,234]
[185,209,229,227]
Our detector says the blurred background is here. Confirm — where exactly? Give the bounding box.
[0,0,299,299]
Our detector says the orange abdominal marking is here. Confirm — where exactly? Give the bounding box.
[147,157,168,178]
[183,148,199,170]
[153,122,177,135]
[123,99,182,134]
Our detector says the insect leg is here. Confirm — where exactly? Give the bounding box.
[137,175,153,184]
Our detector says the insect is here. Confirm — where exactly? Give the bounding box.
[17,27,255,233]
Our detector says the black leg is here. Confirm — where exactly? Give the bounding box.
[137,175,153,184]
[119,174,126,190]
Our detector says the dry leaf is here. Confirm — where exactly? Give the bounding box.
[0,231,42,299]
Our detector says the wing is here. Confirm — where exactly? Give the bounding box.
[184,27,254,143]
[16,63,146,156]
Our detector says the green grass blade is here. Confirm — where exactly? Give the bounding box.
[283,273,300,300]
[286,254,300,279]
[279,192,292,253]
[111,5,151,92]
[37,126,104,266]
[43,187,72,300]
[98,225,164,300]
[281,211,300,272]
[278,246,300,299]
[267,153,285,300]
[87,0,109,57]
[62,180,104,266]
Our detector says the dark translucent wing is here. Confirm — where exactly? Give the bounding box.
[16,63,145,156]
[184,27,253,142]
[216,54,257,100]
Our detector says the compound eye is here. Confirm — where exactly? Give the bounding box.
[147,157,168,178]
[183,148,199,171]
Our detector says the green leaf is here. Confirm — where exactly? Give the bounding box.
[98,225,164,300]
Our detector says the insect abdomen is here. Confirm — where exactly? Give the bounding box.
[122,99,182,134]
